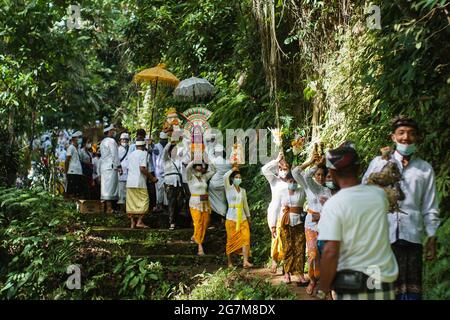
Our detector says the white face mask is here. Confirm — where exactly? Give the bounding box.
[121,142,128,147]
[86,143,92,149]
[278,170,288,179]
[396,142,416,156]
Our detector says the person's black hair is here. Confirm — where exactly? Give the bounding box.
[286,171,294,181]
[332,164,360,179]
[229,170,241,184]
[136,129,146,138]
[391,115,419,134]
[316,164,328,177]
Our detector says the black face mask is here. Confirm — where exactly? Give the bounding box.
[160,139,168,147]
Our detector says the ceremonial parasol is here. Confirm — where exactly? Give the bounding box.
[173,77,215,102]
[133,63,180,134]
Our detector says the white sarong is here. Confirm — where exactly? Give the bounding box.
[118,181,126,204]
[156,179,168,205]
[101,169,119,200]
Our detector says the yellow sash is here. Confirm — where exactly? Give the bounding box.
[229,203,244,231]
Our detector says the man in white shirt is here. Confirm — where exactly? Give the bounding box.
[126,138,153,229]
[317,142,398,300]
[100,124,122,213]
[362,116,440,300]
[65,131,85,199]
[118,132,130,212]
[163,134,186,230]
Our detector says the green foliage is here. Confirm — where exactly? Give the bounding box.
[0,129,19,187]
[0,187,80,299]
[0,187,176,300]
[144,232,168,247]
[424,217,450,300]
[173,268,295,300]
[113,256,165,299]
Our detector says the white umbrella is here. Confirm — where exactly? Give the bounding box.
[173,77,216,102]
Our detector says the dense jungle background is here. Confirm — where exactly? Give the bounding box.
[0,0,449,299]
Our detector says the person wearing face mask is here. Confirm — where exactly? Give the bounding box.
[152,132,169,212]
[185,159,216,256]
[65,131,85,199]
[117,132,131,212]
[261,151,290,274]
[362,116,440,300]
[223,166,252,268]
[163,134,187,230]
[279,174,307,284]
[292,150,332,295]
[100,124,122,213]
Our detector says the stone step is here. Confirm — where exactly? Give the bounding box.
[79,212,175,229]
[88,226,195,240]
[102,240,197,256]
[132,254,225,266]
[88,226,226,242]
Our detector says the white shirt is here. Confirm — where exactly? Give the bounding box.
[57,148,66,162]
[93,157,100,180]
[186,161,216,211]
[209,154,232,187]
[163,143,185,187]
[224,169,250,222]
[126,149,148,188]
[118,145,130,182]
[281,188,306,227]
[152,143,166,178]
[79,148,92,164]
[362,152,440,244]
[292,166,332,231]
[66,144,82,175]
[100,137,120,171]
[261,159,289,228]
[318,184,399,283]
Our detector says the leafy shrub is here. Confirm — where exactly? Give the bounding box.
[113,256,166,299]
[424,217,450,300]
[0,129,19,187]
[172,268,295,300]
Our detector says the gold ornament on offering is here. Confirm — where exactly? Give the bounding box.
[230,143,244,165]
[291,135,305,156]
[269,128,283,148]
[163,107,182,136]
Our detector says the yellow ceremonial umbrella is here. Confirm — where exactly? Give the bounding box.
[133,63,180,86]
[133,63,180,133]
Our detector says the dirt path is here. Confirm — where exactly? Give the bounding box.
[247,268,318,300]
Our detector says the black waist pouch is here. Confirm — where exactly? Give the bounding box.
[333,270,369,294]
